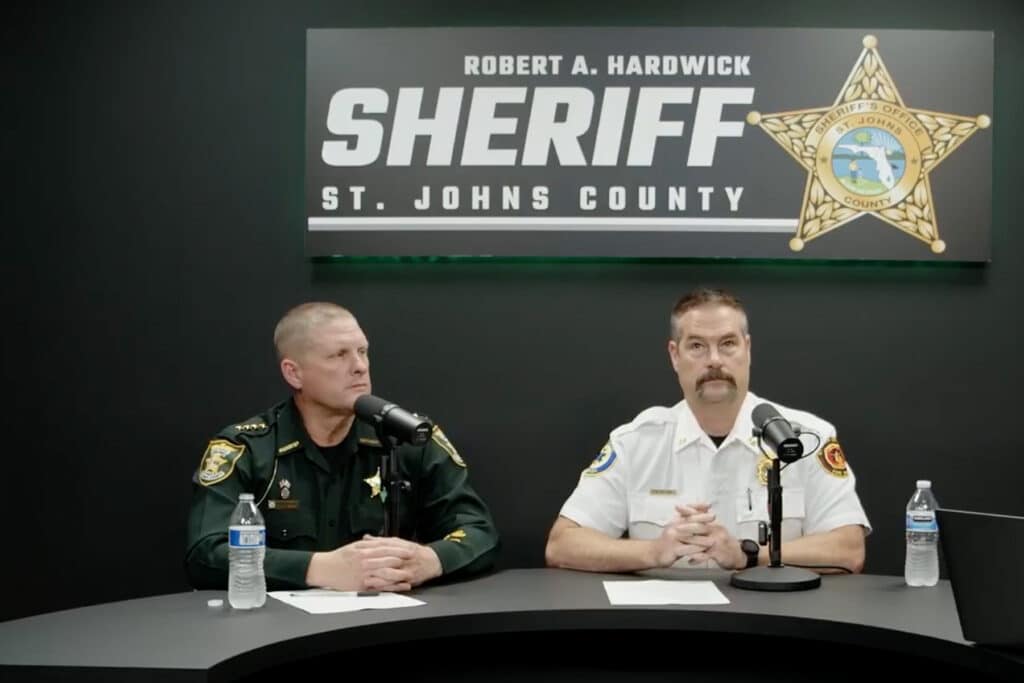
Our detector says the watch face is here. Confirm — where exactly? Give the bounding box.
[741,539,759,567]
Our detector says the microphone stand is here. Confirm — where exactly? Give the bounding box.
[730,440,821,591]
[374,429,411,537]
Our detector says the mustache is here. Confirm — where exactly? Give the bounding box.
[698,368,736,387]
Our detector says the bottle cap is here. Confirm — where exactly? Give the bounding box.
[207,598,224,608]
[239,493,254,501]
[916,480,932,489]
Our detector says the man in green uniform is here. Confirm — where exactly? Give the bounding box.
[185,302,500,592]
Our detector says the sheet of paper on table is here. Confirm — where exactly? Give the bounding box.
[603,580,730,605]
[269,590,426,614]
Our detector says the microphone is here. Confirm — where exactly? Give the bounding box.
[354,394,433,446]
[732,404,822,592]
[752,403,804,463]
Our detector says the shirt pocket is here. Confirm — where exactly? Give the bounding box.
[349,495,389,537]
[627,493,678,540]
[628,493,713,569]
[264,508,318,549]
[735,487,806,542]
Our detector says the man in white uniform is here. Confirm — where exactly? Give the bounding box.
[545,289,869,574]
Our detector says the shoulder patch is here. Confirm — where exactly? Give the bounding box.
[432,426,465,467]
[583,442,617,477]
[198,439,246,486]
[817,438,849,478]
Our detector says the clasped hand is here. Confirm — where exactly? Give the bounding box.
[306,534,442,591]
[650,503,745,569]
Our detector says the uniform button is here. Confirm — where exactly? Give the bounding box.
[328,519,336,527]
[282,529,289,538]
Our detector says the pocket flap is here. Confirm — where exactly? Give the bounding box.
[736,487,806,523]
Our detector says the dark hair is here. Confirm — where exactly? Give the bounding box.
[669,288,748,340]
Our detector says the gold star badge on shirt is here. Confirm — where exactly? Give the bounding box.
[748,35,990,254]
[364,467,382,499]
[756,455,773,486]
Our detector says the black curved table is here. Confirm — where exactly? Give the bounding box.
[1,569,1021,682]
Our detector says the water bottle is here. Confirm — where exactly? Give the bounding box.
[228,492,266,608]
[905,480,939,587]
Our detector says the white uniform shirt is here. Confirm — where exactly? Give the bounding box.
[559,391,870,566]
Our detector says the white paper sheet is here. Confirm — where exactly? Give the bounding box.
[268,589,426,614]
[602,580,730,605]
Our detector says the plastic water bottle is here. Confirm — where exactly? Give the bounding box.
[905,480,939,587]
[228,493,266,608]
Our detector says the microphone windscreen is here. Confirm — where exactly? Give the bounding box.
[354,394,389,420]
[752,403,780,428]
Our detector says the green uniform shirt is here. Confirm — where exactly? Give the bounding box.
[185,398,500,589]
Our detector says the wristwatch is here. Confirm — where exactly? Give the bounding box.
[740,539,760,569]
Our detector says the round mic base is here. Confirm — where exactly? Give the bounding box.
[729,565,822,591]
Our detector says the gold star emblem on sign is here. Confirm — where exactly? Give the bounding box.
[748,35,990,254]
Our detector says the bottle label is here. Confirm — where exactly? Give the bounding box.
[229,525,266,548]
[906,512,938,532]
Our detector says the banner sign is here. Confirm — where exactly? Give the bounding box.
[305,28,992,260]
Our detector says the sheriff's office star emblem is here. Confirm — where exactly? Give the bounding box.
[364,467,382,499]
[756,455,773,486]
[748,35,990,254]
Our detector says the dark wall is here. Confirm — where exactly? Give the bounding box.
[5,0,1022,622]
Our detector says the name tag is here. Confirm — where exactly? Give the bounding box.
[649,488,678,496]
[267,499,300,511]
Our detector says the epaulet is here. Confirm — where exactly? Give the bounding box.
[611,405,676,438]
[227,416,271,436]
[431,424,466,468]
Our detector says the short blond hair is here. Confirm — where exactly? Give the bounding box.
[273,302,354,360]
